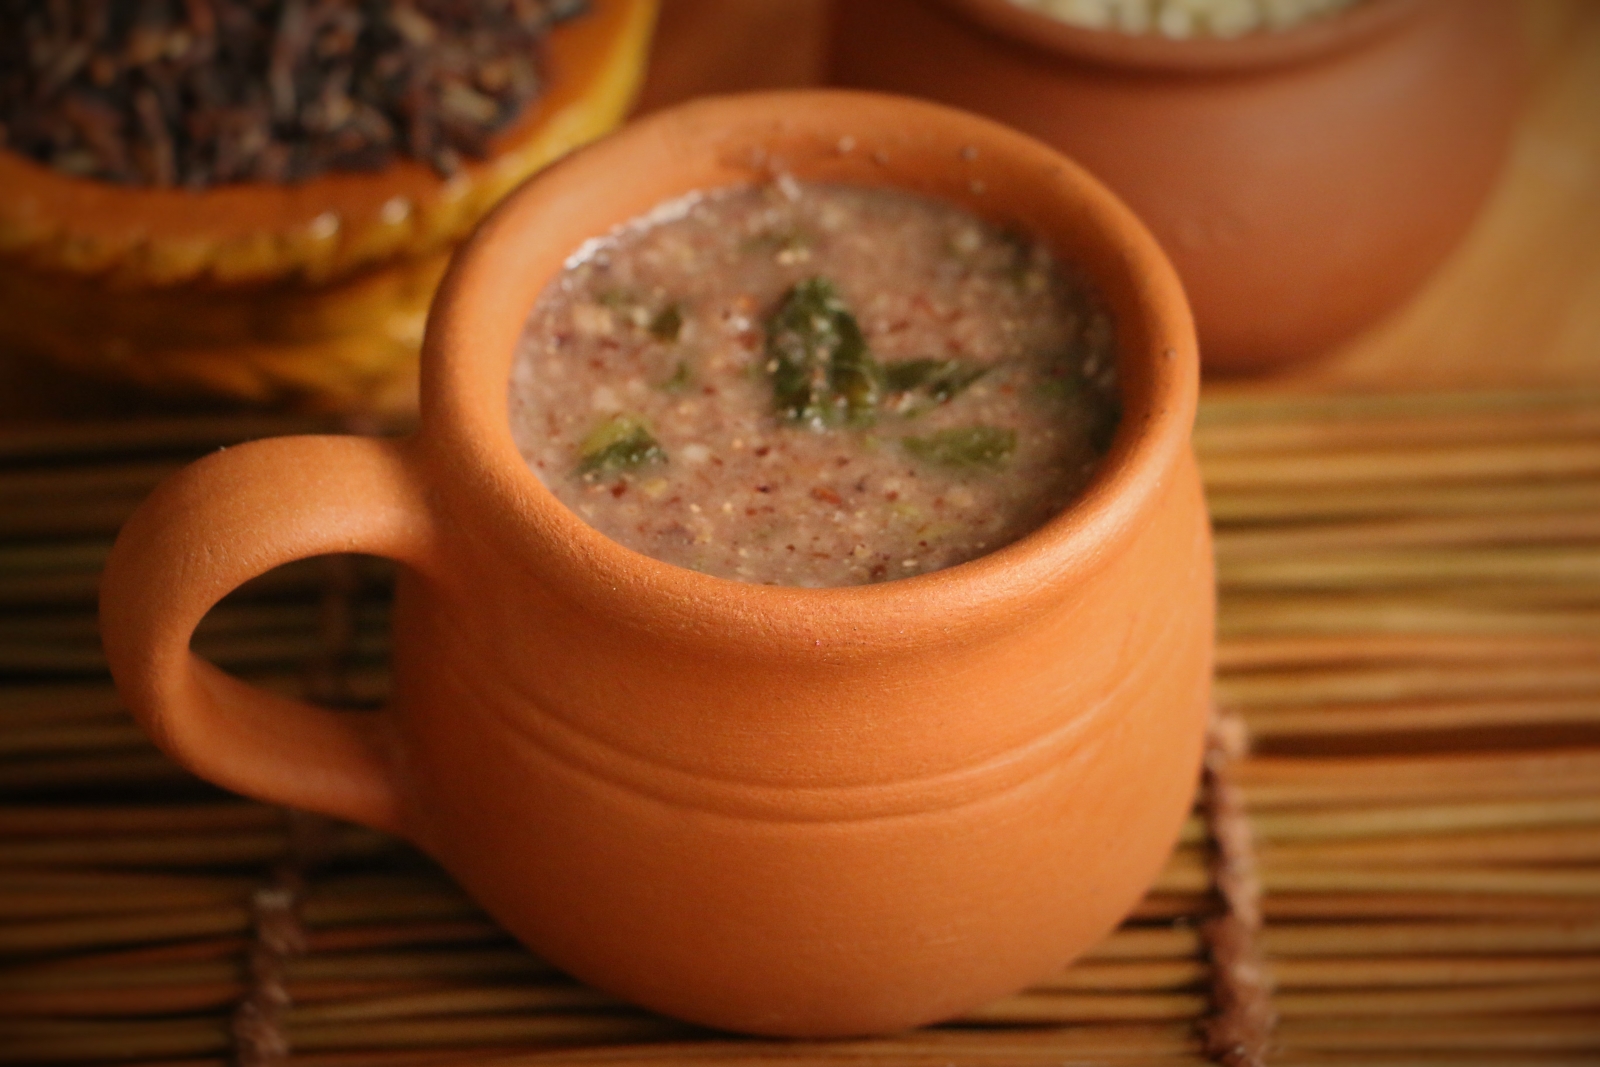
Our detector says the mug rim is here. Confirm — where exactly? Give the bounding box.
[416,89,1197,649]
[930,0,1427,74]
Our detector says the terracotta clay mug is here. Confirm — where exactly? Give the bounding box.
[831,0,1523,373]
[100,91,1213,1037]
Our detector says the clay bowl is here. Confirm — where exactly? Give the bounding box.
[101,90,1212,1037]
[0,0,655,412]
[831,0,1523,374]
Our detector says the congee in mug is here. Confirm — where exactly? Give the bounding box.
[99,91,1212,1039]
[509,180,1120,585]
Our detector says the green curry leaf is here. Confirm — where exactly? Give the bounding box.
[657,360,694,393]
[649,303,684,343]
[578,414,667,476]
[883,358,988,414]
[765,277,882,429]
[901,425,1016,469]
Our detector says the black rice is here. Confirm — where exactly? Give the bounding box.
[0,0,587,188]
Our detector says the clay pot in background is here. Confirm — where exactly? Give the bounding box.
[100,91,1213,1036]
[831,0,1523,374]
[0,0,656,413]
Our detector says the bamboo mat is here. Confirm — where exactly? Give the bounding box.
[3,391,1600,1066]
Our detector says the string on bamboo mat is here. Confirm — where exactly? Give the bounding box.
[1200,709,1275,1067]
[235,549,364,1066]
[234,812,335,1066]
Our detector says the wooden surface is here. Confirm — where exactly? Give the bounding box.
[1,0,1595,418]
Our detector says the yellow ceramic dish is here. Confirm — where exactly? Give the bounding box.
[0,0,657,412]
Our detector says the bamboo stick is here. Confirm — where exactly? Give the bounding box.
[0,570,115,608]
[0,981,248,1018]
[1272,1055,1600,1067]
[1421,583,1600,609]
[0,802,279,839]
[1194,388,1600,426]
[1213,511,1600,560]
[1214,633,1600,670]
[0,719,151,758]
[1127,895,1212,921]
[1235,749,1600,808]
[1216,663,1600,708]
[1194,405,1600,455]
[0,879,490,953]
[1260,826,1600,867]
[1262,920,1600,957]
[1244,695,1600,739]
[958,991,1206,1024]
[972,979,1600,1023]
[1169,845,1600,897]
[0,1017,231,1063]
[0,749,190,793]
[0,681,127,727]
[1202,441,1600,491]
[286,1014,689,1053]
[0,824,396,868]
[1288,998,1600,1038]
[1275,1014,1600,1053]
[0,869,256,896]
[290,950,552,985]
[10,920,500,978]
[1206,479,1600,524]
[0,978,439,1019]
[1150,854,1208,895]
[1217,545,1600,592]
[1028,960,1207,992]
[0,497,143,540]
[1083,927,1205,962]
[1249,797,1600,842]
[0,883,253,922]
[0,460,184,503]
[1262,867,1600,897]
[0,902,253,954]
[1264,893,1600,922]
[299,888,486,929]
[1270,955,1600,990]
[0,958,240,994]
[0,644,122,673]
[286,985,627,1025]
[1217,592,1600,639]
[0,540,112,578]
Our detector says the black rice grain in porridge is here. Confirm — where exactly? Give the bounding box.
[509,181,1119,587]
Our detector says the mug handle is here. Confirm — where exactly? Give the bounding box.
[99,434,435,835]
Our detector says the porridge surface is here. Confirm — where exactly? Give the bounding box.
[509,181,1119,587]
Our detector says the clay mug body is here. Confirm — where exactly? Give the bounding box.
[100,91,1213,1038]
[831,0,1523,373]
